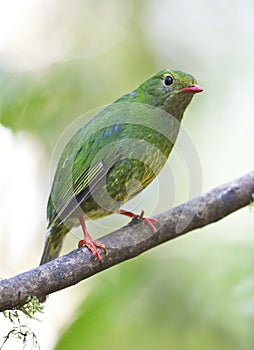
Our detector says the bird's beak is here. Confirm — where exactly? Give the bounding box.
[182,84,203,93]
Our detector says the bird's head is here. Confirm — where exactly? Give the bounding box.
[140,69,203,120]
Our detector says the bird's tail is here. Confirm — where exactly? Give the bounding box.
[39,225,69,266]
[39,225,69,303]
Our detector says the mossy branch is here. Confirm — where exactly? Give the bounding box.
[0,171,253,311]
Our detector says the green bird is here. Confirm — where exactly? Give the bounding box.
[40,69,202,265]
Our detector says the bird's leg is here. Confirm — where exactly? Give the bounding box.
[78,216,106,261]
[119,209,158,232]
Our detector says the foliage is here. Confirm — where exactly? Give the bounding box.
[0,296,43,349]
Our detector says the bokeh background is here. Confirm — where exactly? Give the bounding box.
[0,0,254,349]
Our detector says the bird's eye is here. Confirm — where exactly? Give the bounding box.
[164,75,173,86]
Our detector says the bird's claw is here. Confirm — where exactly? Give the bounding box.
[78,239,106,261]
[119,209,159,232]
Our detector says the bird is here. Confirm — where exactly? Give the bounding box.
[40,69,202,266]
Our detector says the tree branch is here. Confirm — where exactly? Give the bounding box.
[0,172,253,312]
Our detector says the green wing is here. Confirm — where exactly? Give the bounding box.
[47,117,125,227]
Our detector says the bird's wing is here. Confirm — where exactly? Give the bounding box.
[47,119,125,227]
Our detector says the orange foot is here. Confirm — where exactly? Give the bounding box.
[119,209,158,232]
[78,216,106,261]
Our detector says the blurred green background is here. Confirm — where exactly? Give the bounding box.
[0,0,254,349]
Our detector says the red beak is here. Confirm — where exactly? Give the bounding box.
[182,84,203,93]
